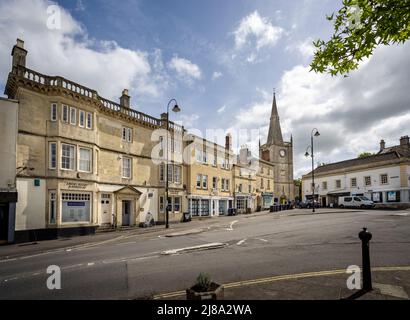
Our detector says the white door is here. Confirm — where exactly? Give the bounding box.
[100,194,112,224]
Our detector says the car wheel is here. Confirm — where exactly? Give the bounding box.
[339,205,344,208]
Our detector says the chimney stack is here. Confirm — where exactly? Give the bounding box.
[225,133,232,151]
[120,89,130,108]
[380,139,386,151]
[400,135,409,146]
[11,38,27,68]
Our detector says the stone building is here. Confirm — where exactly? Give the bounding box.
[4,39,186,242]
[1,39,293,242]
[260,93,294,204]
[301,136,410,209]
[184,134,235,216]
[0,97,19,244]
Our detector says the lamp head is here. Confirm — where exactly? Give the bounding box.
[314,131,320,137]
[172,104,181,113]
[305,152,310,158]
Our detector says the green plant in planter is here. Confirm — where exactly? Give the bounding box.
[195,273,212,292]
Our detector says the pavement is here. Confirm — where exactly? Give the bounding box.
[154,267,410,300]
[0,208,409,299]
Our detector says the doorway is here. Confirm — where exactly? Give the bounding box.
[122,200,131,226]
[0,204,9,243]
[100,194,112,225]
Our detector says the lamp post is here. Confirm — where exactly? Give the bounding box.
[165,99,181,229]
[305,128,320,213]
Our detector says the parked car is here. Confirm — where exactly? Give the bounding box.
[338,196,375,209]
[306,200,321,209]
[297,200,320,209]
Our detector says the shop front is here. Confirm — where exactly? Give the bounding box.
[261,192,274,209]
[235,193,253,214]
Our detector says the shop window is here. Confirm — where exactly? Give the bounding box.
[61,192,91,223]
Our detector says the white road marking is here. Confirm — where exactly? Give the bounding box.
[236,239,247,246]
[87,262,95,266]
[258,238,268,243]
[227,220,238,231]
[161,243,226,255]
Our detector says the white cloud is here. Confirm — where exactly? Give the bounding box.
[0,0,161,101]
[168,55,202,84]
[212,71,222,80]
[179,114,200,128]
[226,42,410,178]
[286,37,316,61]
[217,105,227,114]
[233,11,283,51]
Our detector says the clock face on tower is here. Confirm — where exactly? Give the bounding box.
[279,149,286,158]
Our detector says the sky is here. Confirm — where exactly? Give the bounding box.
[0,0,409,178]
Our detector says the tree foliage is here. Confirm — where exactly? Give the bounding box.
[311,0,410,76]
[358,152,375,158]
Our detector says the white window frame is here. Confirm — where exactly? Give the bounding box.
[122,127,132,143]
[174,165,181,184]
[159,196,165,213]
[78,147,92,173]
[335,180,341,189]
[226,179,230,191]
[49,142,57,170]
[196,174,202,188]
[202,175,208,189]
[79,110,85,128]
[351,178,357,188]
[51,103,57,121]
[122,156,132,179]
[61,143,75,171]
[86,112,93,129]
[322,181,327,190]
[62,105,69,123]
[70,107,77,125]
[212,177,217,189]
[364,176,371,186]
[380,174,389,185]
[49,191,57,224]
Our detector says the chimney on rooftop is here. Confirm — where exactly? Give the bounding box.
[400,135,409,147]
[120,89,130,108]
[11,38,27,68]
[380,139,386,151]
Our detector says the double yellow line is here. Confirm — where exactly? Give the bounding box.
[153,266,410,300]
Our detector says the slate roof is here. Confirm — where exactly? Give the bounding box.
[304,151,402,177]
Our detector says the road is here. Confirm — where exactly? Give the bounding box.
[0,209,409,299]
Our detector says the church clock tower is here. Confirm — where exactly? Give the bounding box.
[260,92,294,203]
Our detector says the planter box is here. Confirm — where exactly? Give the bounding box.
[186,282,224,300]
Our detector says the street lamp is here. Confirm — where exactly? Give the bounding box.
[305,128,320,213]
[165,99,181,229]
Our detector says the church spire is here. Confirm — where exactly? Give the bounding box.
[267,90,283,145]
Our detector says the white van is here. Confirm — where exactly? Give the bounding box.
[338,196,375,209]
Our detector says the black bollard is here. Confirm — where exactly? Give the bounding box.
[358,227,373,291]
